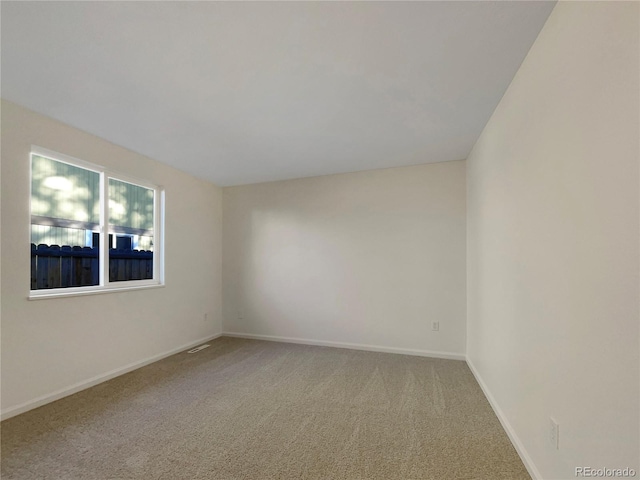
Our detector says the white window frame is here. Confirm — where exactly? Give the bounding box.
[29,146,165,299]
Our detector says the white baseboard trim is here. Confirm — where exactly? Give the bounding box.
[1,333,223,421]
[466,357,542,480]
[223,332,466,361]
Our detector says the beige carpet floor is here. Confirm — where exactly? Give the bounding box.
[1,337,530,479]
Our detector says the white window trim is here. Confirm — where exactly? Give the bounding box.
[29,146,165,299]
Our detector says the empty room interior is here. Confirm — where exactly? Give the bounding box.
[1,1,638,479]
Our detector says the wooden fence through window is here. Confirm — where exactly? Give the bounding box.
[30,243,153,289]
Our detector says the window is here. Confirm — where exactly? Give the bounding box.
[30,147,164,297]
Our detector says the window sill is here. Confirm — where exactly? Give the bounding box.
[28,282,165,300]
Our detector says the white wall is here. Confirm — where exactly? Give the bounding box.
[0,100,223,417]
[466,3,639,479]
[223,161,466,357]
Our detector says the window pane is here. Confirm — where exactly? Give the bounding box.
[30,155,100,289]
[108,178,154,282]
[31,155,100,224]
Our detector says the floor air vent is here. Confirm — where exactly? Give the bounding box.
[187,344,210,354]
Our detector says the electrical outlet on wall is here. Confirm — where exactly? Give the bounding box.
[432,321,439,332]
[203,313,208,322]
[549,417,559,449]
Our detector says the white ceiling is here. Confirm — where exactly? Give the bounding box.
[2,1,554,186]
